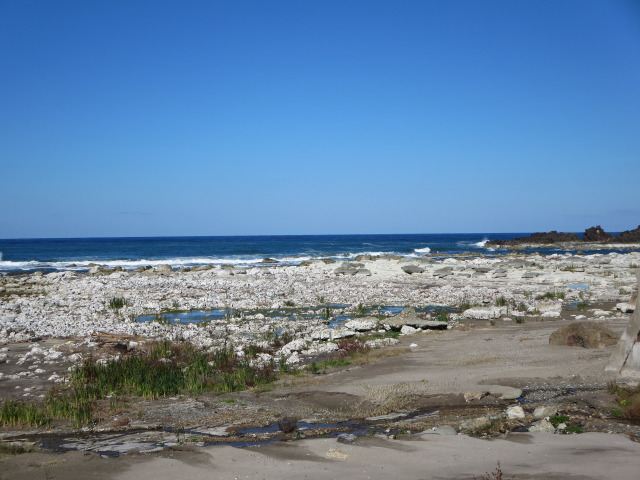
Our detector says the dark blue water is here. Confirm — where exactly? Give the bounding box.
[0,233,633,274]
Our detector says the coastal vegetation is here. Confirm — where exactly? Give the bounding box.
[0,330,408,429]
[608,382,640,422]
[108,297,128,309]
[0,340,278,428]
[473,461,517,480]
[538,291,565,300]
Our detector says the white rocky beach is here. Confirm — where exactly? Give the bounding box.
[1,249,640,479]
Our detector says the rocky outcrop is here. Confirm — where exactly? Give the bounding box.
[549,322,619,348]
[487,231,580,247]
[610,225,640,244]
[487,225,640,247]
[583,226,612,242]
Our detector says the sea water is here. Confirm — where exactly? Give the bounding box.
[0,233,633,274]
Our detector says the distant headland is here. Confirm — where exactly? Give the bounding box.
[487,225,640,248]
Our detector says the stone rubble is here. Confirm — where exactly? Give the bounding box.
[0,251,639,374]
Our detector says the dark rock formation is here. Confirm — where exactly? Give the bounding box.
[487,231,580,247]
[583,225,612,242]
[549,322,619,349]
[610,225,640,243]
[487,224,640,247]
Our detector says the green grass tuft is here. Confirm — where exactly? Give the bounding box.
[109,297,128,309]
[0,340,277,428]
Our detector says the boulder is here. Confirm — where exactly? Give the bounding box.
[155,264,173,273]
[337,433,358,444]
[459,417,491,433]
[433,267,453,278]
[334,265,357,276]
[385,307,449,330]
[499,388,523,400]
[549,322,619,348]
[334,262,363,276]
[506,405,525,419]
[400,325,418,335]
[616,300,636,314]
[261,258,279,264]
[533,406,558,420]
[463,307,506,320]
[344,319,377,332]
[464,392,489,402]
[472,267,492,274]
[280,339,307,354]
[402,265,425,275]
[529,419,556,433]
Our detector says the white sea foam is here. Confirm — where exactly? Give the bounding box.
[414,247,431,254]
[0,254,334,271]
[474,239,489,248]
[0,249,430,272]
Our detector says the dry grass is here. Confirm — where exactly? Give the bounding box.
[473,461,517,480]
[353,382,431,417]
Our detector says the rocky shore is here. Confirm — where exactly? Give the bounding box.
[1,250,640,478]
[487,225,640,248]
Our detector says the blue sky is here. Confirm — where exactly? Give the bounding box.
[1,0,639,238]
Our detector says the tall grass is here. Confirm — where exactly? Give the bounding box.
[0,340,277,429]
[109,297,128,309]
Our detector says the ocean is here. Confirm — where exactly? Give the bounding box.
[0,233,633,274]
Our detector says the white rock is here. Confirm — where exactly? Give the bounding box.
[400,325,418,335]
[344,319,377,332]
[463,307,506,320]
[364,338,399,349]
[45,351,63,360]
[506,405,525,419]
[616,302,635,313]
[281,339,307,354]
[529,419,556,433]
[285,352,301,365]
[533,406,558,420]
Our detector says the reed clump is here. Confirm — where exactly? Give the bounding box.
[0,340,277,429]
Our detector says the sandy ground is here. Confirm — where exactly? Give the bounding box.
[1,432,639,480]
[2,308,640,479]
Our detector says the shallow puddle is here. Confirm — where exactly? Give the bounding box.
[19,415,431,456]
